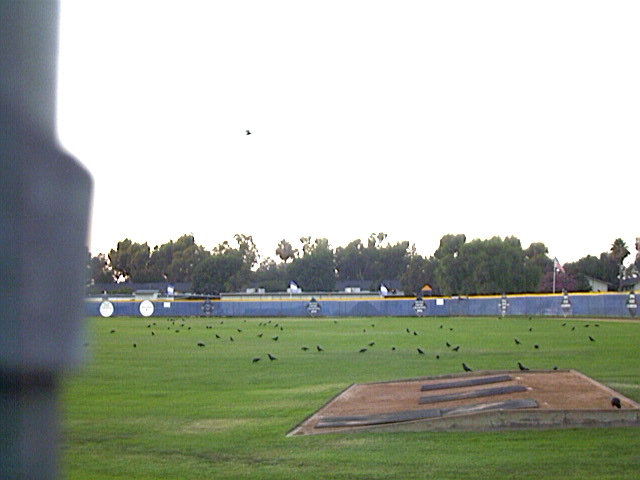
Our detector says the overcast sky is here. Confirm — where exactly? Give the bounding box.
[57,1,639,265]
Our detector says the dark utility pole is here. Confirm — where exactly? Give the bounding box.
[1,2,93,479]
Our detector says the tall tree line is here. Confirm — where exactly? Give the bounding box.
[87,233,638,296]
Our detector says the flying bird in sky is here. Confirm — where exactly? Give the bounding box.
[245,129,251,135]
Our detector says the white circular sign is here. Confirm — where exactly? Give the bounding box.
[99,300,114,317]
[139,300,154,317]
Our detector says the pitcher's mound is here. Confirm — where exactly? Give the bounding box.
[289,370,640,435]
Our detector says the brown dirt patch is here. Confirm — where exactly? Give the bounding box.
[289,370,640,435]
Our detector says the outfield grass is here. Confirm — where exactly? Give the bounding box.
[62,316,640,479]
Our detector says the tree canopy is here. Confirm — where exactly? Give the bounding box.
[89,233,639,296]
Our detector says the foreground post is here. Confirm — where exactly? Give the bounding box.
[1,2,92,479]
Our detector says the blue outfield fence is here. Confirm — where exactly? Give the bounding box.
[86,292,639,319]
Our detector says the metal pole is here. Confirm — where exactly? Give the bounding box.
[1,2,93,479]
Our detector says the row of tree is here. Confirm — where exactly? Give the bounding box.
[87,233,639,296]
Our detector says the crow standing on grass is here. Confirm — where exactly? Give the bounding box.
[462,362,473,372]
[611,397,622,409]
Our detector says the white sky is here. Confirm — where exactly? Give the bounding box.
[57,1,639,265]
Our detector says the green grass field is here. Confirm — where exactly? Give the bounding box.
[62,316,640,479]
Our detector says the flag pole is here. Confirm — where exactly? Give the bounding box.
[553,264,556,294]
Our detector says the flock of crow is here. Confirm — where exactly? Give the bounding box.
[104,315,631,409]
[109,315,605,377]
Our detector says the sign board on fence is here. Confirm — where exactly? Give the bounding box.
[627,291,637,317]
[139,300,154,317]
[307,297,322,316]
[413,297,426,316]
[99,301,114,318]
[499,293,509,317]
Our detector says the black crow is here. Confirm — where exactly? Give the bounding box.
[359,348,367,353]
[392,346,396,351]
[611,397,622,409]
[257,333,263,338]
[110,329,116,333]
[413,331,418,336]
[301,346,309,351]
[317,345,324,352]
[272,336,279,341]
[252,357,261,363]
[589,336,595,342]
[462,362,473,372]
[534,344,539,349]
[452,345,460,352]
[368,341,375,347]
[197,342,206,347]
[237,328,242,333]
[133,344,137,348]
[417,348,425,354]
[514,338,521,345]
[230,336,234,341]
[246,130,252,135]
[215,334,221,339]
[267,353,277,361]
[517,361,529,371]
[446,341,451,347]
[436,354,440,359]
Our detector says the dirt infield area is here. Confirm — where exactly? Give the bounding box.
[289,370,640,435]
